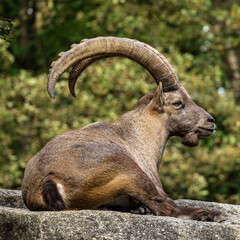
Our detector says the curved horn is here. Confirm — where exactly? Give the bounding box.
[68,54,118,97]
[48,37,179,98]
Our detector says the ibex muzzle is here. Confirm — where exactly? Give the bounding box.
[22,37,224,222]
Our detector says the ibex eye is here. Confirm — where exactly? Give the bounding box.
[172,101,182,108]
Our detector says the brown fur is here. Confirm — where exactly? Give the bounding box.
[22,83,223,221]
[42,179,67,210]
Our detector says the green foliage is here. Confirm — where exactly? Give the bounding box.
[0,0,239,204]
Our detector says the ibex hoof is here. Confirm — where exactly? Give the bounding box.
[214,214,227,223]
[192,209,225,222]
[130,206,151,215]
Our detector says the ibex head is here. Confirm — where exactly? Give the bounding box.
[22,37,223,222]
[153,85,215,147]
[47,37,215,148]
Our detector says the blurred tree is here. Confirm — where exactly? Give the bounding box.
[0,17,14,41]
[0,0,239,204]
[208,0,240,103]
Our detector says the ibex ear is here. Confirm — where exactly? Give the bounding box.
[149,82,164,112]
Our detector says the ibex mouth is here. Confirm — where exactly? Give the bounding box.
[197,126,216,137]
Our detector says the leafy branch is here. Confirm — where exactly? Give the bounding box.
[0,17,15,42]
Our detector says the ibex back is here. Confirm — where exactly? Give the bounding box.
[22,37,224,222]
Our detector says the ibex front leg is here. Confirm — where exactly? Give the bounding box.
[123,157,224,222]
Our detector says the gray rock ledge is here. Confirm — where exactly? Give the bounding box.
[0,189,239,240]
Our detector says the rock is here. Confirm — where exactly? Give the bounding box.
[0,189,239,240]
[0,189,26,209]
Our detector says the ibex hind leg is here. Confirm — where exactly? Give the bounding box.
[42,179,67,211]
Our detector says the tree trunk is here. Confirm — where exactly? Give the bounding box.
[224,49,240,104]
[18,0,37,69]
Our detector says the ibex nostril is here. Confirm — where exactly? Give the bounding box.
[208,116,215,123]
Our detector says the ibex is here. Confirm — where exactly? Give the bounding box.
[22,37,224,222]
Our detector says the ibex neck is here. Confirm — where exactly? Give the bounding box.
[114,108,169,170]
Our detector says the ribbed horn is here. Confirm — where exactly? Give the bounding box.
[47,37,179,99]
[68,54,117,97]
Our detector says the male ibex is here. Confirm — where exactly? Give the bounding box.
[22,37,224,222]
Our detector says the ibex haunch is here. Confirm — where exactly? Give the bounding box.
[22,37,224,222]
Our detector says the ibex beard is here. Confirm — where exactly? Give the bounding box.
[22,37,225,222]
